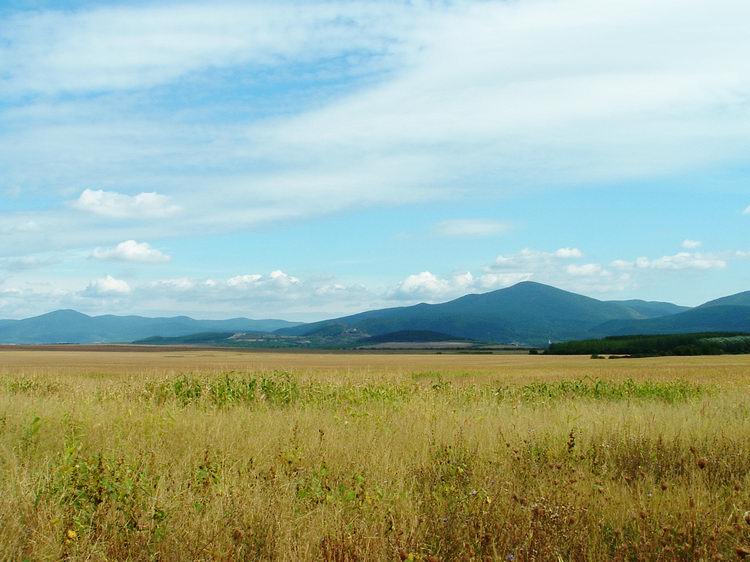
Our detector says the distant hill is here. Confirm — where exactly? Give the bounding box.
[606,299,690,318]
[356,330,468,345]
[0,310,302,344]
[591,305,750,337]
[277,281,674,346]
[135,332,239,346]
[698,290,750,308]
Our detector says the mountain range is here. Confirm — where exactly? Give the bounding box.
[0,310,301,344]
[1,282,748,346]
[277,282,700,345]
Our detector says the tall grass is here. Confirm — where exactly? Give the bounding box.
[0,354,749,560]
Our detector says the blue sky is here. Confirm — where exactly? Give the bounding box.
[0,0,749,320]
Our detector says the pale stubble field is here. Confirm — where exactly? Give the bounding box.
[1,350,750,560]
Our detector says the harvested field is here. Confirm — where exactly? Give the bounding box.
[1,350,750,560]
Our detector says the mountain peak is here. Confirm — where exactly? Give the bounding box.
[35,309,91,320]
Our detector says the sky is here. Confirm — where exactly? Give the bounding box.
[0,0,749,321]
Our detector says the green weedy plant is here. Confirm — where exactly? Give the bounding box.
[208,373,257,406]
[41,439,165,545]
[143,371,299,407]
[494,378,707,404]
[259,371,300,405]
[18,415,42,453]
[6,377,60,395]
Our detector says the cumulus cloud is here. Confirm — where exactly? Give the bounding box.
[566,263,609,277]
[150,278,197,291]
[681,239,702,249]
[83,275,131,297]
[390,271,475,301]
[434,219,509,238]
[91,240,171,263]
[389,270,532,301]
[72,189,180,219]
[494,248,583,268]
[476,272,533,289]
[610,259,633,270]
[226,274,263,288]
[226,271,299,290]
[555,248,584,259]
[633,252,726,270]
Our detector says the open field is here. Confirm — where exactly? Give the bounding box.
[2,350,750,560]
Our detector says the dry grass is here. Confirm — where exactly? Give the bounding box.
[2,350,750,561]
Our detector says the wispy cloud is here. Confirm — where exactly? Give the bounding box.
[434,219,509,238]
[681,239,702,249]
[0,3,409,96]
[1,0,749,256]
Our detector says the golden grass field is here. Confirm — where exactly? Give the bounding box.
[2,349,750,561]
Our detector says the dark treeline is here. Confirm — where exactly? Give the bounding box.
[547,333,750,357]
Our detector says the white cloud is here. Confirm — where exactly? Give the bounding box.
[83,275,131,297]
[554,248,584,259]
[91,240,171,263]
[390,271,475,301]
[0,4,406,95]
[1,0,750,256]
[227,271,300,290]
[150,278,196,291]
[566,263,609,277]
[268,270,301,287]
[476,272,533,289]
[434,219,509,238]
[133,271,377,319]
[681,239,702,249]
[72,189,180,219]
[610,259,634,270]
[634,252,726,270]
[227,274,263,288]
[494,248,583,268]
[744,206,750,215]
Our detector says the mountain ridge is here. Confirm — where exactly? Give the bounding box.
[0,310,303,344]
[2,282,748,346]
[277,281,693,345]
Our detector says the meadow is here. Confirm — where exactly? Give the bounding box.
[1,349,750,561]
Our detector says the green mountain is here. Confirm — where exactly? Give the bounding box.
[607,299,690,318]
[591,305,750,337]
[0,310,302,344]
[591,289,750,337]
[698,291,750,308]
[277,281,669,345]
[6,284,749,347]
[356,330,468,345]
